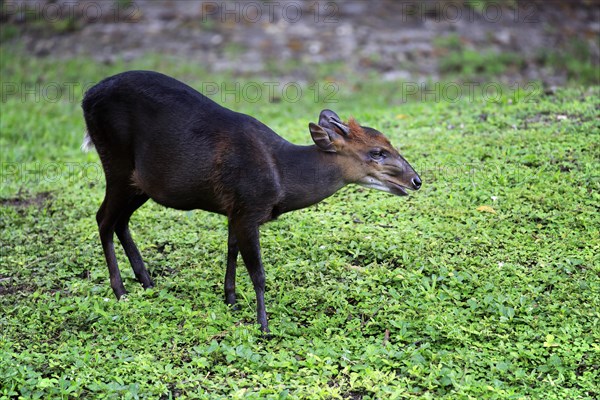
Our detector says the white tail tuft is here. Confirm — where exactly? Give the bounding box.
[81,131,95,152]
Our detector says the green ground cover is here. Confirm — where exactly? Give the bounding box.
[1,49,599,399]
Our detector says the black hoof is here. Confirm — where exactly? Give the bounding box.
[225,293,237,308]
[225,300,239,311]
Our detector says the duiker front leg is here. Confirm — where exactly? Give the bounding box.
[230,219,269,332]
[224,221,239,306]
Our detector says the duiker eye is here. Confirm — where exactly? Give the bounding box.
[370,150,384,161]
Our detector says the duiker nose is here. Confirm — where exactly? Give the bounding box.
[411,176,422,190]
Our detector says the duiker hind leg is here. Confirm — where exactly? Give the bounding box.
[96,174,147,299]
[115,193,154,289]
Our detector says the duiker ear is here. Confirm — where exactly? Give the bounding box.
[309,122,340,153]
[318,109,350,136]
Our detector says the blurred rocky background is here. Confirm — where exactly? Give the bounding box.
[1,0,599,86]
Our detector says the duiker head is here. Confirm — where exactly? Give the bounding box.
[309,109,421,196]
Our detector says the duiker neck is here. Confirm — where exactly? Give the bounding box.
[276,143,346,213]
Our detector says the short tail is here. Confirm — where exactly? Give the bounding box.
[81,131,95,152]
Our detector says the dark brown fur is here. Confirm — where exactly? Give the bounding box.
[82,71,421,333]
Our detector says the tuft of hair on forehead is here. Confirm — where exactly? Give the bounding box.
[346,117,386,144]
[346,117,361,133]
[346,117,368,142]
